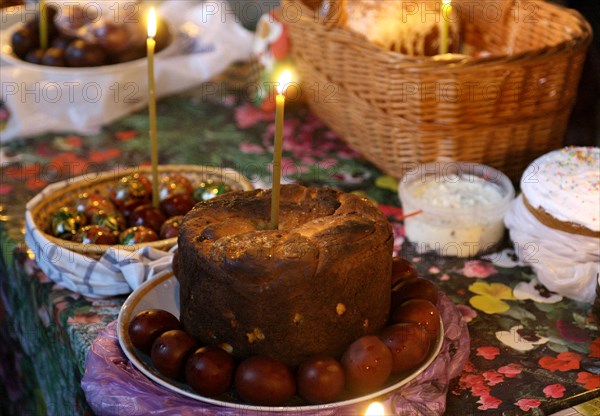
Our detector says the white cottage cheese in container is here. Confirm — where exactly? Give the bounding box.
[399,163,515,257]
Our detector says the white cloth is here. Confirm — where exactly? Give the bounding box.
[504,195,600,303]
[25,180,175,298]
[0,1,254,142]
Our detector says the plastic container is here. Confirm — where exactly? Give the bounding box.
[398,162,515,257]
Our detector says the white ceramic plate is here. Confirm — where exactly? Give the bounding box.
[118,272,444,412]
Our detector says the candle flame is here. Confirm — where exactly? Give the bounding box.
[277,70,292,95]
[443,0,451,5]
[365,402,385,416]
[147,7,157,38]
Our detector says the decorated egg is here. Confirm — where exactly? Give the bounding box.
[110,173,152,216]
[160,194,195,218]
[129,204,167,233]
[74,225,117,245]
[160,216,184,239]
[75,192,117,218]
[51,206,87,239]
[91,210,126,236]
[119,226,159,245]
[193,180,231,202]
[158,174,193,202]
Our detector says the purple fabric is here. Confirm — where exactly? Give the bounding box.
[81,293,469,415]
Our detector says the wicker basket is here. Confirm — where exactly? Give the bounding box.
[26,165,254,259]
[281,0,592,180]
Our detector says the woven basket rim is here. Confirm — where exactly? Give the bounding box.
[281,0,590,181]
[26,165,255,257]
[283,0,592,68]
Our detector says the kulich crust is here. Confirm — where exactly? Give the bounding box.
[176,184,393,365]
[522,194,600,238]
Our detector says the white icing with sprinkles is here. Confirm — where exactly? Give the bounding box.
[521,147,600,232]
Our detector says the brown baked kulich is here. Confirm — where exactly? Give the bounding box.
[522,194,600,238]
[176,184,393,366]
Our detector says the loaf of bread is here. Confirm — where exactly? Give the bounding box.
[505,147,600,304]
[345,0,461,56]
[175,184,393,365]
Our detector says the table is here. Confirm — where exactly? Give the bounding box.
[1,64,599,415]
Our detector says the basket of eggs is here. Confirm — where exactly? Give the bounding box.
[24,165,254,297]
[281,0,592,180]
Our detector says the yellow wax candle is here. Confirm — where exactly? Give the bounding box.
[147,7,159,208]
[270,70,292,230]
[39,0,48,50]
[440,0,452,54]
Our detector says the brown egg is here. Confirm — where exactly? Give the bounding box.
[379,323,431,373]
[128,309,182,353]
[94,21,130,52]
[185,346,235,397]
[341,335,392,394]
[65,39,107,67]
[234,356,296,405]
[390,299,441,341]
[11,26,39,59]
[391,257,418,286]
[41,47,66,66]
[391,277,438,312]
[297,355,345,404]
[151,329,197,380]
[51,35,74,50]
[25,48,45,64]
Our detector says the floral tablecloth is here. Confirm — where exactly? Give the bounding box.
[1,66,599,415]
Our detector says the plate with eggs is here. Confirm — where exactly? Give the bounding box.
[117,263,444,412]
